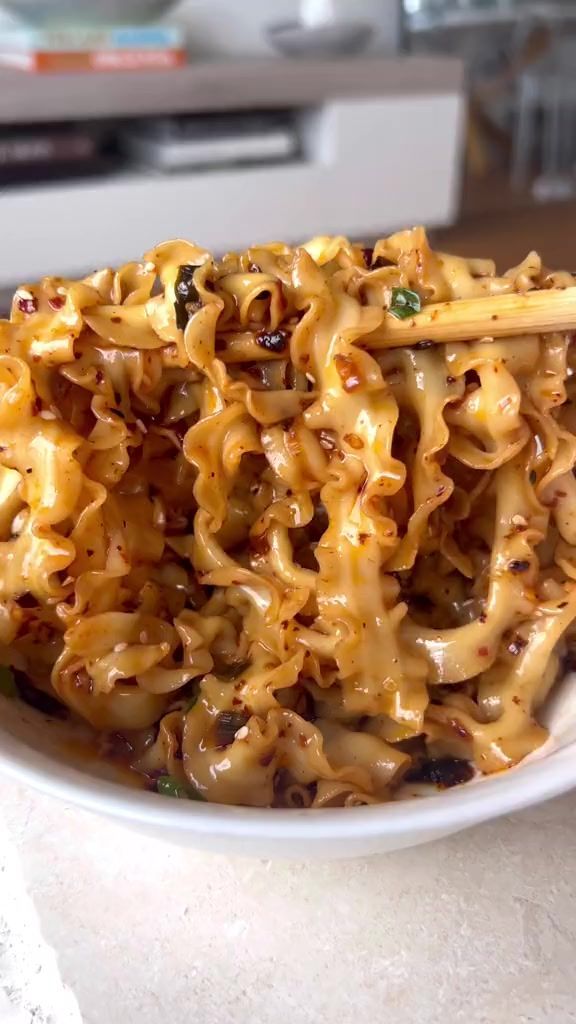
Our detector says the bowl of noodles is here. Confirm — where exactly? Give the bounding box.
[1,228,576,859]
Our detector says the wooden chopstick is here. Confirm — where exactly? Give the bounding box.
[365,287,576,347]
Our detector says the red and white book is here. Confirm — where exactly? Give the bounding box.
[0,49,186,72]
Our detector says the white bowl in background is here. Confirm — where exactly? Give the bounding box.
[0,675,575,859]
[267,21,374,59]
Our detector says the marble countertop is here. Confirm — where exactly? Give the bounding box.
[1,780,575,1024]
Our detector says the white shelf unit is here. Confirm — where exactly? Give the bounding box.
[0,57,465,286]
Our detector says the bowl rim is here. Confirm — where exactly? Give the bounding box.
[0,729,573,840]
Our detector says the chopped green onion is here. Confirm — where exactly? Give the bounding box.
[389,287,421,320]
[156,775,205,801]
[156,776,188,799]
[0,665,17,699]
[183,692,198,712]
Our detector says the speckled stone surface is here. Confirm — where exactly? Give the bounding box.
[1,781,576,1024]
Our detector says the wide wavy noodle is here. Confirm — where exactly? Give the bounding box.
[2,228,576,807]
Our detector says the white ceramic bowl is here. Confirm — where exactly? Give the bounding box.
[1,680,575,860]
[267,21,374,59]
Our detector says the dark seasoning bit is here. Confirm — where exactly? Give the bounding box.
[508,635,527,656]
[13,669,68,719]
[256,328,289,354]
[214,709,249,748]
[508,560,531,574]
[406,757,474,789]
[362,248,393,269]
[214,658,251,681]
[174,264,202,331]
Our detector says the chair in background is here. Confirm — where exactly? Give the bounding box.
[512,17,576,198]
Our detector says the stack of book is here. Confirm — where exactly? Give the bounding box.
[0,24,186,73]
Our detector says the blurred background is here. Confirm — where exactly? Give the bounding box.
[2,0,576,304]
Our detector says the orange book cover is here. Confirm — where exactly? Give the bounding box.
[0,48,187,72]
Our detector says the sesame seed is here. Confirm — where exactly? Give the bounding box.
[139,631,149,644]
[512,514,528,527]
[135,418,147,433]
[142,261,155,273]
[113,642,128,653]
[39,410,57,420]
[235,725,249,740]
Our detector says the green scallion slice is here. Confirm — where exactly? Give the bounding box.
[389,287,421,320]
